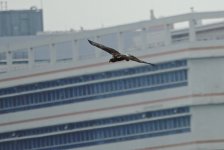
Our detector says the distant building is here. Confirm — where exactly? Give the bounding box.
[0,7,43,37]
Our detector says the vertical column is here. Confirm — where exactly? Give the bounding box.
[141,27,147,50]
[6,50,12,71]
[28,47,34,68]
[50,43,56,65]
[165,24,172,45]
[189,19,196,42]
[72,40,79,61]
[117,32,124,51]
[0,51,7,73]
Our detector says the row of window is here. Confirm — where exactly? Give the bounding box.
[0,69,188,114]
[0,107,189,141]
[0,116,191,150]
[0,59,187,96]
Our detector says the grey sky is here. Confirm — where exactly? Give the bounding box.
[3,0,224,31]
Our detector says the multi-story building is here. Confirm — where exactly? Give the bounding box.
[0,7,43,37]
[0,10,224,150]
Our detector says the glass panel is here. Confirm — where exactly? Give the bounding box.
[55,41,73,62]
[34,45,50,62]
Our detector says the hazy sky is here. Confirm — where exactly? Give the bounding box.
[3,0,224,31]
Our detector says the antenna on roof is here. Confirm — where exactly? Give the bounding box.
[190,7,194,13]
[0,1,7,10]
[150,9,156,20]
[5,1,7,10]
[40,0,43,9]
[0,1,2,10]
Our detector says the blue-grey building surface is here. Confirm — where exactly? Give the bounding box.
[1,11,224,150]
[0,7,43,37]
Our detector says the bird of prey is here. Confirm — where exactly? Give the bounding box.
[88,40,155,66]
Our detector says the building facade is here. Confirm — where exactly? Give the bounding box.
[0,7,43,37]
[0,11,224,150]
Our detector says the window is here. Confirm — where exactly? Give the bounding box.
[0,60,188,114]
[0,60,187,96]
[0,107,190,143]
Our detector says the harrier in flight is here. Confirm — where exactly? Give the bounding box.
[88,40,155,66]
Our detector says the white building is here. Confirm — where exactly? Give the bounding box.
[0,11,224,150]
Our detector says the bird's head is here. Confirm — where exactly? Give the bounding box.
[109,58,116,63]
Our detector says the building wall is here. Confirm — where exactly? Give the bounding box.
[69,104,224,150]
[0,8,43,37]
[1,11,224,150]
[191,104,224,150]
[188,56,224,97]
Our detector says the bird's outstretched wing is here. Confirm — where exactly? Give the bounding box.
[88,40,121,56]
[128,55,156,66]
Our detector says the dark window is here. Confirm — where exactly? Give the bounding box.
[0,60,188,114]
[0,107,190,149]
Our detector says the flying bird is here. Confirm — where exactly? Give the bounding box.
[88,40,155,66]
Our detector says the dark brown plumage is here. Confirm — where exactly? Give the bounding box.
[88,40,155,66]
